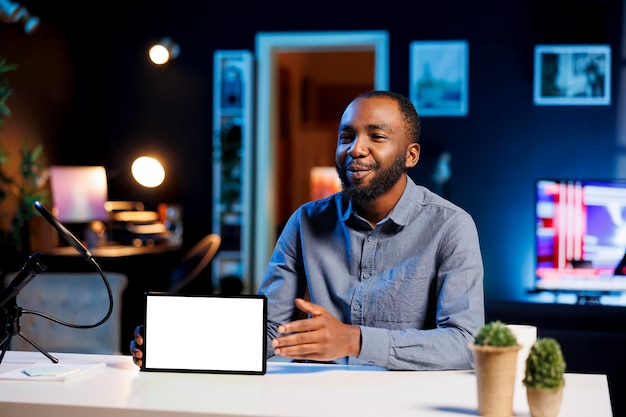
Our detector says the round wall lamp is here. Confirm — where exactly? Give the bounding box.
[131,156,165,188]
[148,37,180,65]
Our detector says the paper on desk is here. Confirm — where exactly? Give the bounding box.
[0,362,106,382]
[23,364,80,377]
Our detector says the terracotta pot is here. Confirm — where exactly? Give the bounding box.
[526,387,563,417]
[470,343,522,417]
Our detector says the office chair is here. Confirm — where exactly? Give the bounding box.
[168,233,221,293]
[3,272,128,354]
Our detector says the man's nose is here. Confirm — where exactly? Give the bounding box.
[347,135,368,157]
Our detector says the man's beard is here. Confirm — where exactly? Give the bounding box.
[336,154,406,207]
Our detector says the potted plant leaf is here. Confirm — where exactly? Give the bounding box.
[470,320,522,417]
[523,337,566,417]
[0,56,17,124]
[0,56,49,262]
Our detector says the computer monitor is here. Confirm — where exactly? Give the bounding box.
[48,165,109,224]
[534,178,626,296]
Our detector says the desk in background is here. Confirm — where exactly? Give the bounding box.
[44,242,182,258]
[0,351,613,417]
[41,243,183,353]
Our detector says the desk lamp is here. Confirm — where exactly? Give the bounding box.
[115,156,171,245]
[131,156,182,243]
[131,156,165,188]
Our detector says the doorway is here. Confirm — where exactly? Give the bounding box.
[250,31,389,290]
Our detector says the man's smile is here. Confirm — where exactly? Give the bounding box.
[345,163,373,180]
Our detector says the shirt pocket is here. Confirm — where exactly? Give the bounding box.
[370,266,431,328]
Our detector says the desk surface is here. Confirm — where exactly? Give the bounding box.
[0,351,613,417]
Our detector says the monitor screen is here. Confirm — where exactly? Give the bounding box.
[49,165,109,223]
[534,179,626,293]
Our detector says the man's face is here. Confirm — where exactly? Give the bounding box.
[335,96,417,206]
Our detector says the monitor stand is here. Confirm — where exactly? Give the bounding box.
[576,294,602,305]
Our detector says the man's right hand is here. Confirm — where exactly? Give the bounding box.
[129,325,144,368]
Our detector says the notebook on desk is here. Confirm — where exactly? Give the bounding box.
[142,292,267,375]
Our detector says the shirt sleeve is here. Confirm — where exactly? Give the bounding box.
[257,210,307,359]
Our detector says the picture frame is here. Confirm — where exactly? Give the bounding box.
[533,44,611,106]
[409,40,469,117]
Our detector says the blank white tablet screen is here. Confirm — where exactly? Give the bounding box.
[143,293,266,374]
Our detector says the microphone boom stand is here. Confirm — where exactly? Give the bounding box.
[0,202,114,366]
[0,299,58,364]
[0,251,57,364]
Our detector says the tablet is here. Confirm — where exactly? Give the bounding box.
[142,292,267,375]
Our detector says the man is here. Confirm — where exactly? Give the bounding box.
[131,90,484,370]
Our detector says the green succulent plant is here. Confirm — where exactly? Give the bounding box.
[523,337,566,390]
[474,320,518,347]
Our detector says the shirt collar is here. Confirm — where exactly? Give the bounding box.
[339,176,419,228]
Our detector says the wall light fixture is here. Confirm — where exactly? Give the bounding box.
[148,37,180,65]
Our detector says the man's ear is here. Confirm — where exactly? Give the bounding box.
[405,143,420,168]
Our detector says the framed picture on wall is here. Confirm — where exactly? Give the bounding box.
[533,44,611,106]
[409,40,469,117]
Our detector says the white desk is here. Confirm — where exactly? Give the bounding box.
[0,351,613,417]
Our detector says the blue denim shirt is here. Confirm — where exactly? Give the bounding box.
[258,177,485,370]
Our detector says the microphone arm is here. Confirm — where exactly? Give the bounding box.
[31,200,114,328]
[33,200,93,262]
[0,251,46,309]
[0,202,114,365]
[0,251,55,364]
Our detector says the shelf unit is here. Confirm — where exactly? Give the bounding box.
[212,50,253,293]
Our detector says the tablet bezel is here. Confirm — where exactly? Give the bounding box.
[142,292,267,375]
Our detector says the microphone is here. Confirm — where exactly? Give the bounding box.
[0,251,47,309]
[0,201,114,367]
[33,201,93,261]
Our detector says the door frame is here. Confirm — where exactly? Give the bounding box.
[251,31,389,290]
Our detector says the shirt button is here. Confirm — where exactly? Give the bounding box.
[363,273,370,279]
[352,304,360,311]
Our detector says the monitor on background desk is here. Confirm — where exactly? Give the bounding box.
[49,165,109,245]
[49,165,109,224]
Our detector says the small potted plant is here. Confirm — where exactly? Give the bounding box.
[470,320,522,417]
[523,337,566,417]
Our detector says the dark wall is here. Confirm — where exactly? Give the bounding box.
[3,0,624,302]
